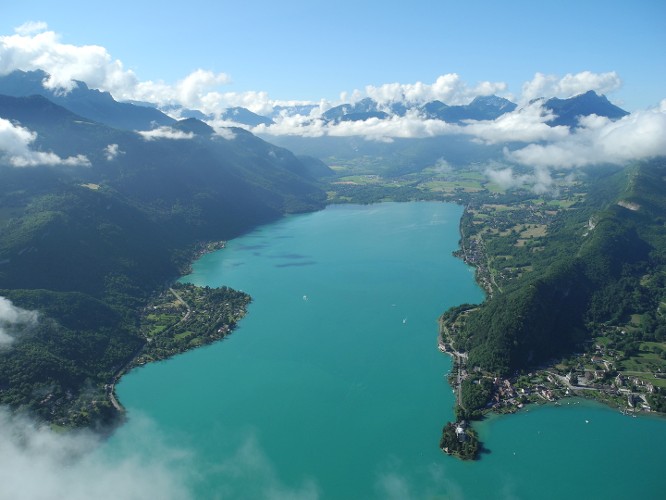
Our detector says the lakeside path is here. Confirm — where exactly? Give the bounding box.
[438,318,467,409]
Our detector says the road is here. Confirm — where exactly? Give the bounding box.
[169,287,192,322]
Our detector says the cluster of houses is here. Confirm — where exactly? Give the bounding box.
[489,378,519,408]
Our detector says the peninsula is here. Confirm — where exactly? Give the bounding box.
[437,158,666,459]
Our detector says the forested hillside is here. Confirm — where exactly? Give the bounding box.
[0,93,328,428]
[452,159,666,375]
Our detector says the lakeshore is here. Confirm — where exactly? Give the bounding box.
[438,307,665,460]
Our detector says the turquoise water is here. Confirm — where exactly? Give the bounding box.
[107,202,664,499]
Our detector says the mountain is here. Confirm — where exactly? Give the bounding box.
[421,95,517,122]
[320,95,517,124]
[0,93,328,427]
[269,104,319,119]
[154,103,210,121]
[321,98,407,123]
[455,158,665,376]
[219,107,274,127]
[0,70,175,130]
[544,90,629,127]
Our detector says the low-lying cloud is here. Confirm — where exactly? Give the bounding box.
[0,118,90,167]
[0,409,194,500]
[485,165,556,195]
[506,101,666,168]
[136,127,194,141]
[0,296,38,347]
[356,73,509,106]
[461,100,569,144]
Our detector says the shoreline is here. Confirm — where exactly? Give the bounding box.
[438,306,665,460]
[102,241,243,430]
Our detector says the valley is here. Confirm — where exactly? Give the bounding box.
[0,65,663,482]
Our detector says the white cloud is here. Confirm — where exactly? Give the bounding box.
[361,73,508,106]
[255,110,458,142]
[0,296,38,347]
[136,127,194,141]
[491,100,666,195]
[13,21,49,36]
[0,27,137,94]
[104,143,123,161]
[212,90,274,116]
[484,163,555,194]
[214,127,237,140]
[0,25,232,115]
[0,409,194,500]
[134,70,232,114]
[520,71,622,104]
[1,407,328,500]
[462,100,570,144]
[0,118,90,167]
[507,103,666,168]
[485,166,531,191]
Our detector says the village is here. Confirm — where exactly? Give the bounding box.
[439,319,661,425]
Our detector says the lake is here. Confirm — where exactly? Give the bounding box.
[106,202,664,499]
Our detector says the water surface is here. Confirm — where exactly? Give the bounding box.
[108,202,664,499]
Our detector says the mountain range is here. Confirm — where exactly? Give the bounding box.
[0,70,175,131]
[0,71,627,129]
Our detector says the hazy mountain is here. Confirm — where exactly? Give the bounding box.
[319,95,517,124]
[269,104,319,118]
[321,98,408,123]
[0,70,175,130]
[0,94,326,239]
[421,95,517,122]
[219,107,274,127]
[543,90,629,127]
[155,103,210,120]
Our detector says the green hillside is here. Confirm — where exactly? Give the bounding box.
[452,159,666,376]
[0,94,328,428]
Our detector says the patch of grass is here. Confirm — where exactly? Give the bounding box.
[175,331,193,341]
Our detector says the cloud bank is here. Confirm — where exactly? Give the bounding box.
[0,409,194,500]
[0,118,90,167]
[351,73,509,106]
[506,101,666,168]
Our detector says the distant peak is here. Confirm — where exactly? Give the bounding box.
[172,118,214,136]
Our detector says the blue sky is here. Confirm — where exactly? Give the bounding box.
[1,0,664,110]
